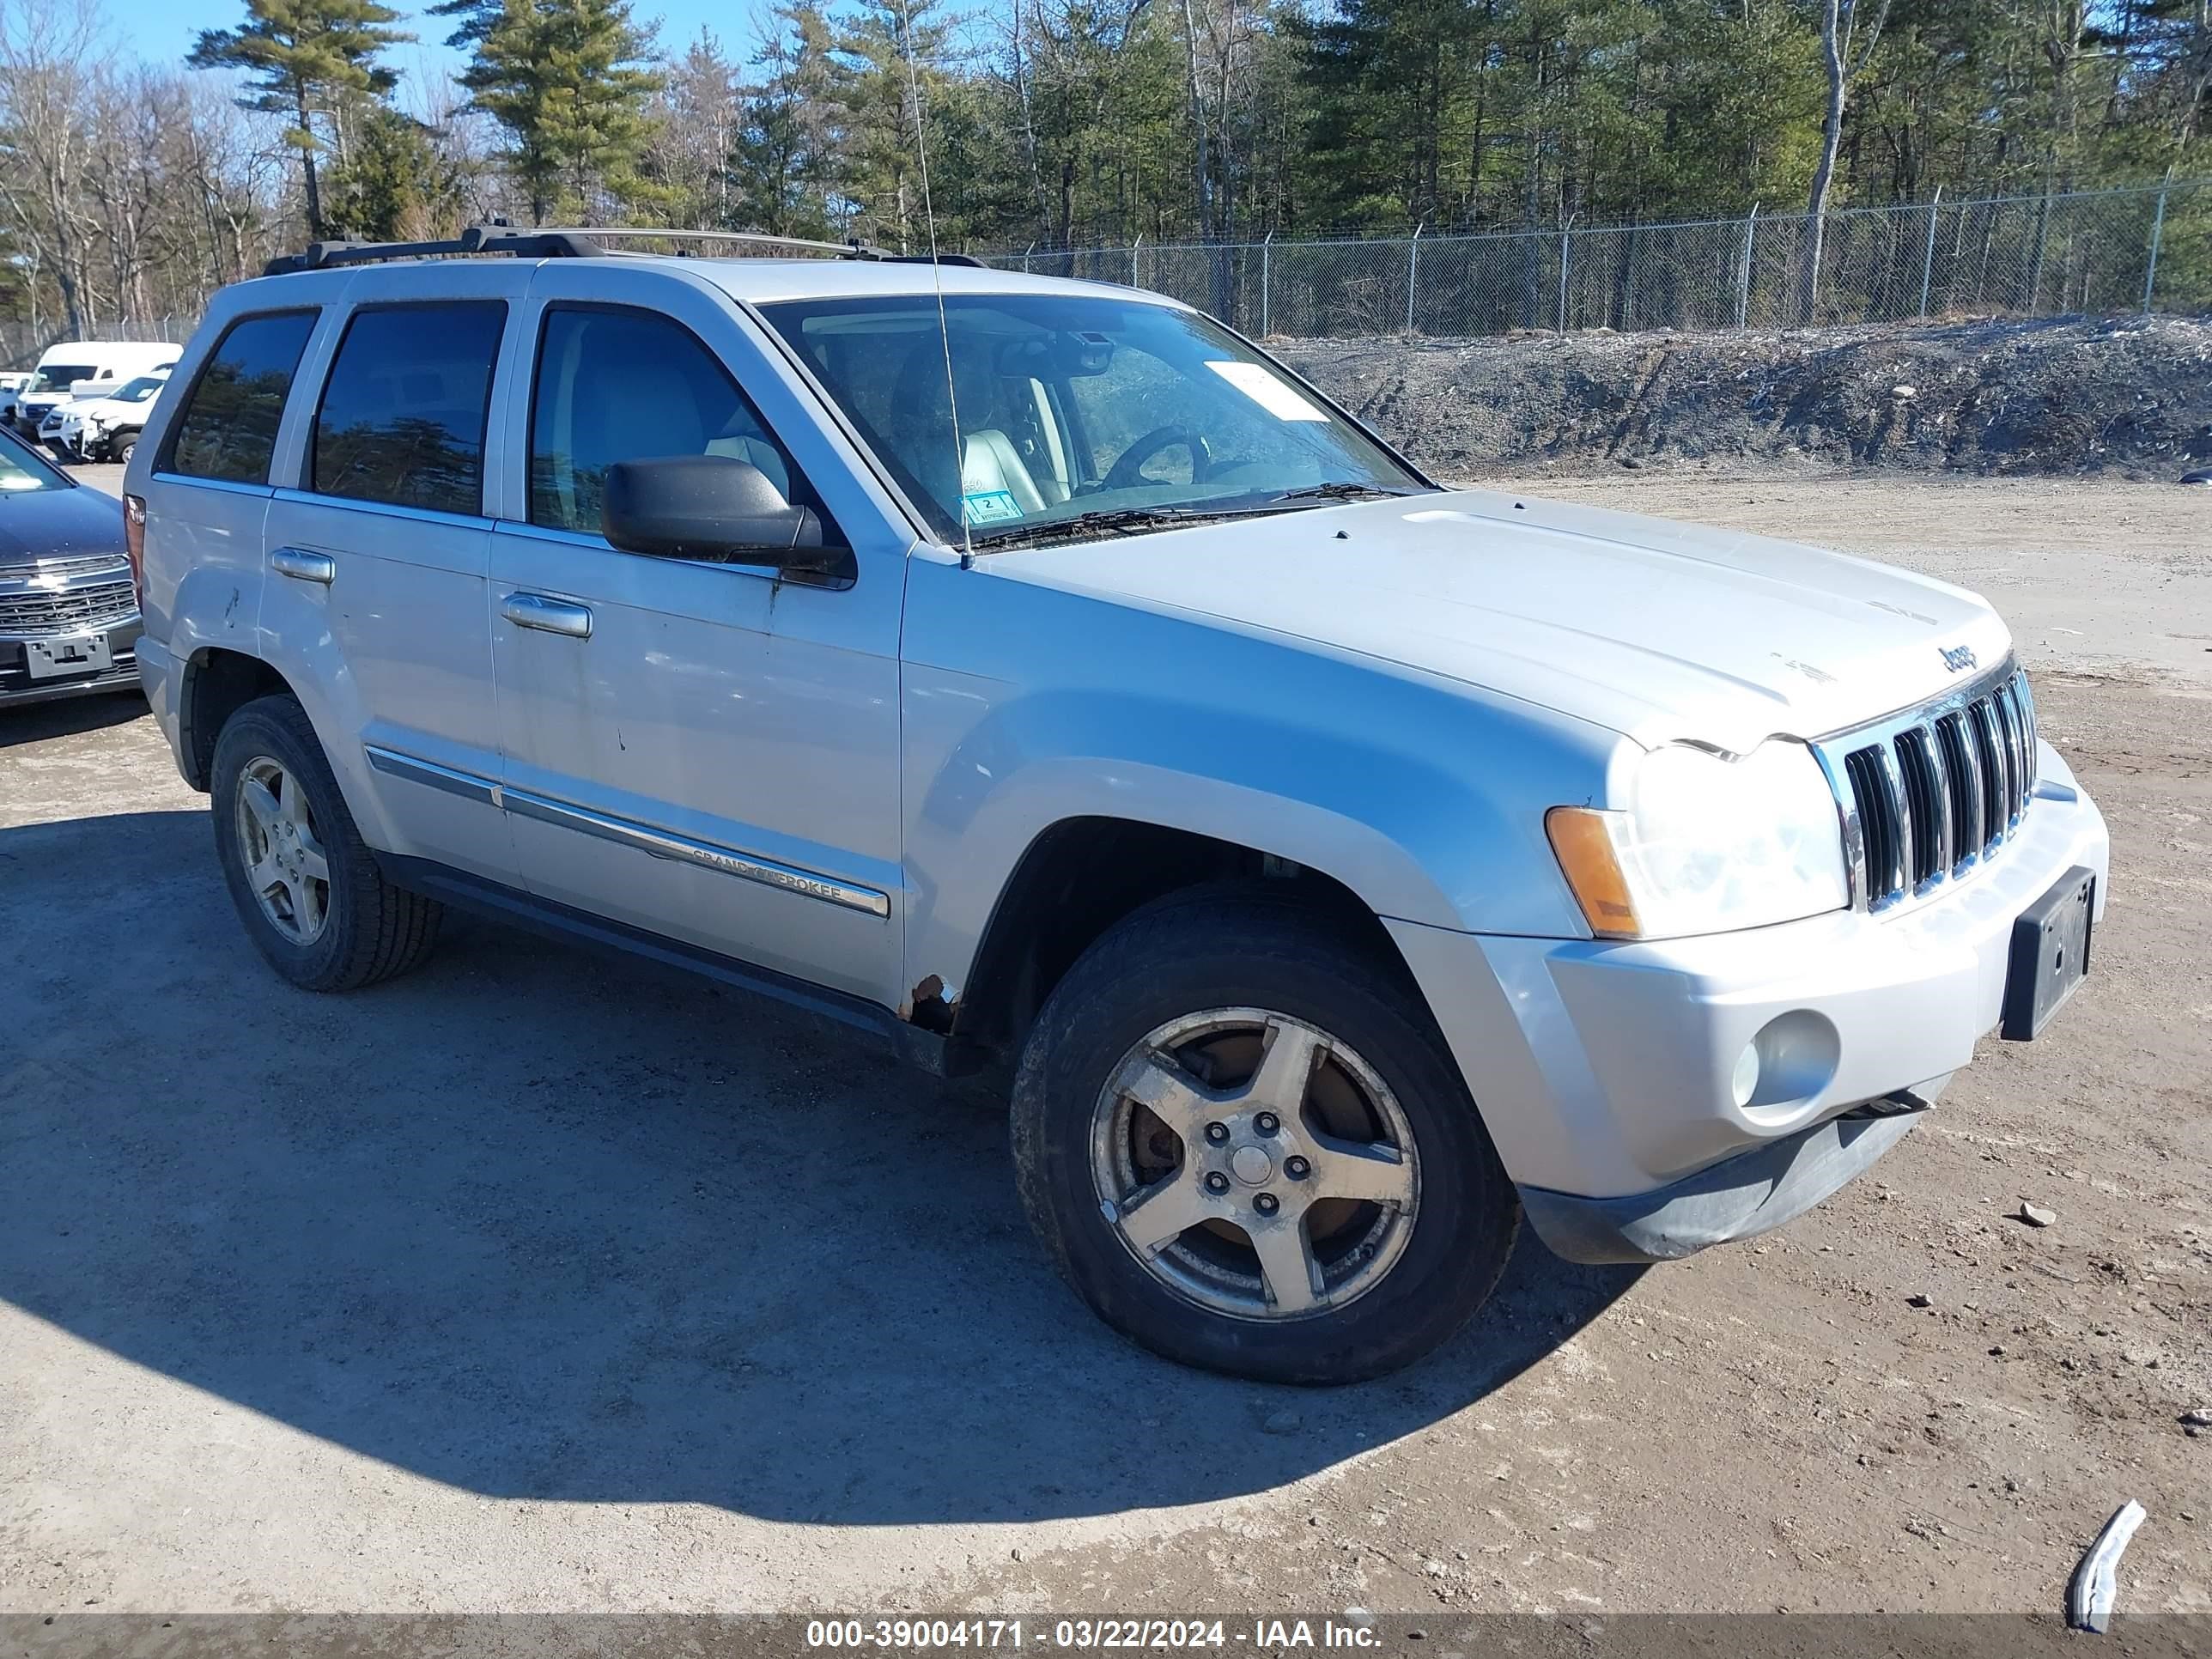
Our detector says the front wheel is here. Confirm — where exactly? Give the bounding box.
[1011,891,1519,1384]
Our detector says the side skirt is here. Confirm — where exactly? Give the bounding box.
[378,854,948,1077]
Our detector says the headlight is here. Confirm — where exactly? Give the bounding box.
[1547,740,1849,939]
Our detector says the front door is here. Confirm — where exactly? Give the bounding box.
[486,265,909,1009]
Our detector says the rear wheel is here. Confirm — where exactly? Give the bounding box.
[1012,891,1519,1384]
[210,694,443,991]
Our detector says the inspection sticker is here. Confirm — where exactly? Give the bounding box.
[962,489,1024,525]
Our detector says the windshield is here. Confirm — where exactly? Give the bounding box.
[109,375,163,404]
[31,364,96,394]
[0,428,70,491]
[758,293,1428,544]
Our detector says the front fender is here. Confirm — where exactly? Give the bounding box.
[899,557,1621,999]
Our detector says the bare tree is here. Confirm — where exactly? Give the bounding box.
[0,0,109,334]
[1798,0,1893,322]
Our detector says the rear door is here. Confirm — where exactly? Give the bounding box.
[258,264,522,881]
[485,263,910,1006]
[140,305,322,672]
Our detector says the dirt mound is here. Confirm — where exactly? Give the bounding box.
[1276,314,2212,478]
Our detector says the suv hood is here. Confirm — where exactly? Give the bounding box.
[991,488,2013,752]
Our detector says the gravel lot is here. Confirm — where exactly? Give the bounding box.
[2,470,2207,1618]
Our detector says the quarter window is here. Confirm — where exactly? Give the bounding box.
[167,312,318,485]
[313,302,506,515]
[529,307,816,539]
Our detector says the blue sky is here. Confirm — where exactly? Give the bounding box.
[109,0,778,102]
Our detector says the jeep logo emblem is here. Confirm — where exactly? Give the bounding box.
[1940,644,1978,673]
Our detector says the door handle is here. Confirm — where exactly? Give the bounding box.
[501,592,593,640]
[270,546,335,585]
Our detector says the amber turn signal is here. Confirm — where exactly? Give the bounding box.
[1546,806,1642,939]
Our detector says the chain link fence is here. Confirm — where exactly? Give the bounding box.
[3,185,2202,366]
[995,182,2211,338]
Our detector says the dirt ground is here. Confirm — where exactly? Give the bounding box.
[1,471,2207,1620]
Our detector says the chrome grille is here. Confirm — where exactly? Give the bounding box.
[0,553,121,579]
[0,579,137,635]
[1815,661,2038,913]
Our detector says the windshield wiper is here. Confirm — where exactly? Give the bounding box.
[964,506,1253,549]
[1261,480,1423,505]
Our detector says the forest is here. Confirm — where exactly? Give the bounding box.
[0,0,2207,335]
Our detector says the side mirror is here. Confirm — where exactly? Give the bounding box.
[602,455,850,580]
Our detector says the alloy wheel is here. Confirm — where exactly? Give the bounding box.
[234,755,331,945]
[1090,1008,1421,1320]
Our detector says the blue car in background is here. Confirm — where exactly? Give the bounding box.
[0,426,140,708]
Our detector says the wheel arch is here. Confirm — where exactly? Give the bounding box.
[178,646,295,791]
[943,814,1423,1066]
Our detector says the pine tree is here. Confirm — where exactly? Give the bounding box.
[834,0,957,252]
[188,0,411,238]
[322,103,466,239]
[436,0,661,223]
[729,3,846,239]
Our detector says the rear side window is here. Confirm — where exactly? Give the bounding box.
[528,306,816,538]
[166,312,318,484]
[313,302,506,516]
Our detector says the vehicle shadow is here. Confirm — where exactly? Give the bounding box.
[0,807,1641,1526]
[0,689,144,749]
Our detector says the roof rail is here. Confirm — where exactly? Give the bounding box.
[565,227,984,266]
[263,225,604,276]
[263,222,988,277]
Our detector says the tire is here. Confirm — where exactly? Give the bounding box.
[113,433,136,466]
[209,693,443,992]
[1012,890,1519,1384]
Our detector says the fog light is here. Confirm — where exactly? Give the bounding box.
[1730,1042,1761,1109]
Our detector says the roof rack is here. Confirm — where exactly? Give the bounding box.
[264,225,604,276]
[263,222,985,278]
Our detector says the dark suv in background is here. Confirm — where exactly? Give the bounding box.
[0,427,140,708]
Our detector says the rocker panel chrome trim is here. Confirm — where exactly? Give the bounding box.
[362,743,890,918]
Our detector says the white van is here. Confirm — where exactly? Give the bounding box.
[14,341,179,438]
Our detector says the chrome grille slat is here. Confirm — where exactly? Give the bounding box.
[1935,713,1981,873]
[1814,660,2039,914]
[0,579,137,635]
[0,553,124,580]
[2003,679,2033,820]
[1992,690,2022,830]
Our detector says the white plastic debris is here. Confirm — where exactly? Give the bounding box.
[2068,1499,2147,1632]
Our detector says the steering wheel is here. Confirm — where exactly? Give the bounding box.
[1103,425,1212,491]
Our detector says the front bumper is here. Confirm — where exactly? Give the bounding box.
[1388,740,2108,1264]
[1517,1094,1929,1264]
[0,618,143,708]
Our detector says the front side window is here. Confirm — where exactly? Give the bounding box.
[167,311,318,484]
[313,302,506,515]
[758,293,1427,544]
[528,306,814,540]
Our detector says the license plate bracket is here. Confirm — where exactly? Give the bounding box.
[2001,866,2096,1041]
[23,634,112,681]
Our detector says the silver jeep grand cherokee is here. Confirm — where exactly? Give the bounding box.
[125,229,2108,1384]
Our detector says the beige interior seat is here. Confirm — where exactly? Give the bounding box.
[961,429,1048,514]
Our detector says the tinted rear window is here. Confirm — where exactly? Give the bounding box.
[312,302,506,516]
[167,313,319,484]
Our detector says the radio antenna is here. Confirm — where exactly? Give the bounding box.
[893,0,972,564]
